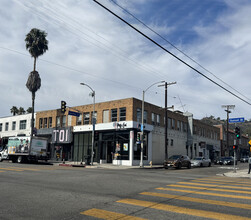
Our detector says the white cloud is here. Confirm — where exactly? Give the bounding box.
[0,0,251,121]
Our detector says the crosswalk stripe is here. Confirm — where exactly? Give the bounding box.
[195,177,251,184]
[157,187,251,200]
[117,199,251,220]
[0,171,5,172]
[80,208,146,220]
[0,168,23,171]
[177,181,251,190]
[140,192,251,210]
[192,180,251,187]
[167,184,251,194]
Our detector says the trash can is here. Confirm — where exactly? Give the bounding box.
[84,155,91,165]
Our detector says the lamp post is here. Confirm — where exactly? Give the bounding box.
[140,80,165,168]
[80,82,95,166]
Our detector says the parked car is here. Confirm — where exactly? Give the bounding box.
[219,156,237,165]
[240,156,249,163]
[164,155,191,169]
[191,157,211,167]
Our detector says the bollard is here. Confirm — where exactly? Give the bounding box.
[63,159,65,164]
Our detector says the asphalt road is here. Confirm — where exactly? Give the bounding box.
[0,161,251,220]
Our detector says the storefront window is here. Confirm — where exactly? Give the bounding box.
[134,131,148,160]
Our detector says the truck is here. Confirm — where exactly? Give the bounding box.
[0,136,49,163]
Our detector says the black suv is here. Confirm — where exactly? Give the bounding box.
[164,155,191,169]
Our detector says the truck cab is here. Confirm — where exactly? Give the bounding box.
[0,146,9,162]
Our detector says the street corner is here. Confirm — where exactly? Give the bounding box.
[222,169,251,179]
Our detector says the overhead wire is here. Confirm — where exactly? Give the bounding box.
[93,0,251,106]
[109,0,251,103]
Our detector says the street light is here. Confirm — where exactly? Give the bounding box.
[140,80,165,168]
[80,82,95,166]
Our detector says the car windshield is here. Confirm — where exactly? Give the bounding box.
[224,157,232,160]
[193,157,202,160]
[169,155,181,160]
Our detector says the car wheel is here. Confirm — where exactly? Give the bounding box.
[177,163,182,169]
[208,162,211,167]
[0,155,2,162]
[188,163,191,169]
[17,156,23,163]
[200,163,203,167]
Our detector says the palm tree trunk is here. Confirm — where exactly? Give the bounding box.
[33,57,36,71]
[31,92,35,137]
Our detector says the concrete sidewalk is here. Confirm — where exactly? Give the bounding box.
[222,169,251,179]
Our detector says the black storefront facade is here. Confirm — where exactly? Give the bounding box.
[37,121,151,165]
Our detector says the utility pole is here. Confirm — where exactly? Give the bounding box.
[159,82,176,160]
[221,105,235,156]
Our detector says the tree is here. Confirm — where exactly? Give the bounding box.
[25,28,48,136]
[10,106,19,116]
[26,107,32,113]
[18,107,25,115]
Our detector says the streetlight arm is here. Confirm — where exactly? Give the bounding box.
[144,80,165,93]
[80,83,94,93]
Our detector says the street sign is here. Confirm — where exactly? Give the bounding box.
[68,110,80,117]
[228,117,245,123]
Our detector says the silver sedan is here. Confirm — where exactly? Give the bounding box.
[191,157,211,167]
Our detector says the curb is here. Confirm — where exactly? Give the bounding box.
[59,163,86,168]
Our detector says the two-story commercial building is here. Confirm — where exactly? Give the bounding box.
[35,97,220,166]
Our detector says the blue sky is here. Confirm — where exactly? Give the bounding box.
[0,0,251,121]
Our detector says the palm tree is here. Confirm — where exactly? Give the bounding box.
[26,107,32,113]
[25,28,48,136]
[10,106,19,116]
[18,107,25,115]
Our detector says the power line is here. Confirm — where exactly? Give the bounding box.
[93,0,251,106]
[109,0,251,103]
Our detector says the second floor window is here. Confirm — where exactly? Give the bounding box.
[56,116,60,127]
[151,113,155,125]
[19,120,27,130]
[62,116,66,127]
[12,121,16,130]
[5,122,9,131]
[76,114,82,125]
[39,118,43,129]
[0,123,2,132]
[119,107,126,121]
[111,109,117,122]
[44,118,48,128]
[103,110,109,123]
[49,117,52,128]
[84,112,90,125]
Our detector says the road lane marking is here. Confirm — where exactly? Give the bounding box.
[8,167,40,171]
[192,180,251,187]
[117,199,251,220]
[177,182,251,190]
[0,168,23,171]
[157,187,251,200]
[140,192,251,210]
[80,208,146,220]
[167,184,251,194]
[0,171,5,172]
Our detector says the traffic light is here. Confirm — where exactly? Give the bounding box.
[235,127,240,139]
[233,145,236,149]
[137,132,141,142]
[61,100,66,113]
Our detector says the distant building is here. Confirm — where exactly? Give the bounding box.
[0,113,33,147]
[214,124,249,159]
